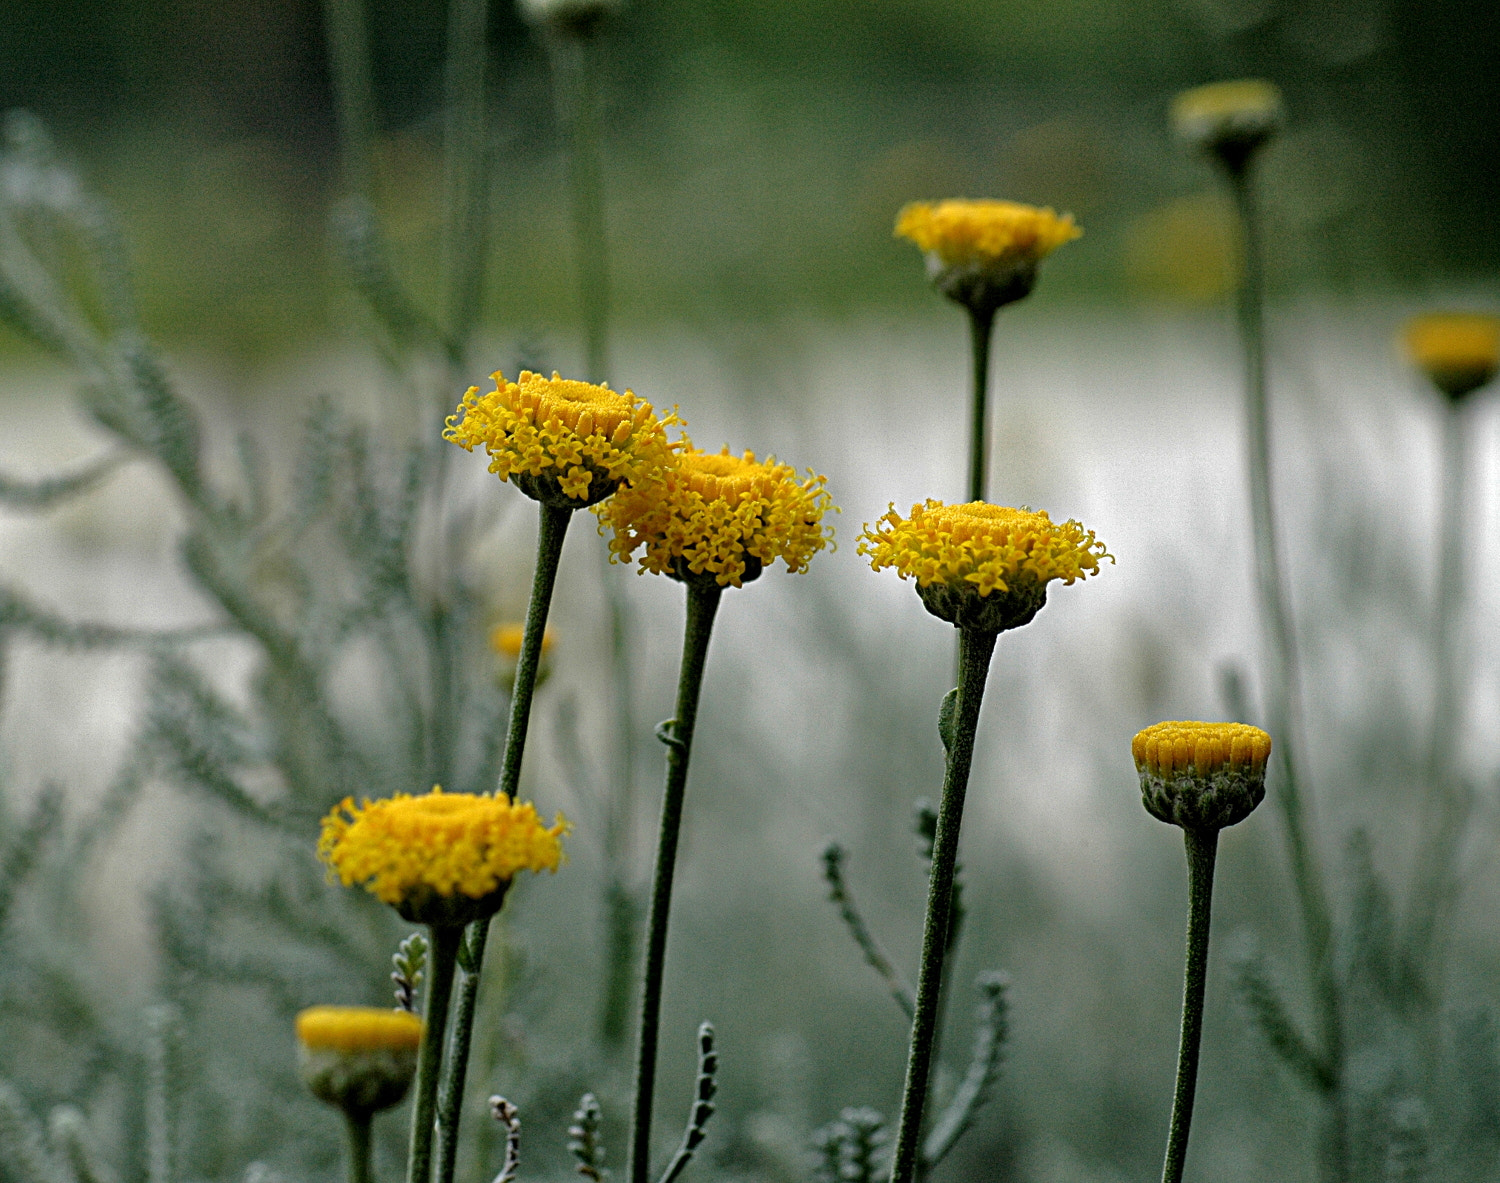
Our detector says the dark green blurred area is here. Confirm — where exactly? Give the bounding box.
[1,0,1495,358]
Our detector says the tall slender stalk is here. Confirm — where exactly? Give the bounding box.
[1225,164,1345,1171]
[1405,398,1473,987]
[554,31,612,385]
[407,924,463,1183]
[321,0,378,197]
[889,627,998,1183]
[432,503,573,1183]
[345,1110,374,1183]
[965,306,996,505]
[629,580,724,1183]
[1159,827,1219,1183]
[440,0,492,356]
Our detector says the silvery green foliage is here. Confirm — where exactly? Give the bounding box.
[0,112,519,1175]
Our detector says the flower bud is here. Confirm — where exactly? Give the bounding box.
[296,1007,422,1116]
[1132,721,1270,831]
[1171,80,1284,173]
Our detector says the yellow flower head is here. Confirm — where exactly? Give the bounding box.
[1132,720,1270,831]
[1171,79,1284,168]
[296,1006,422,1115]
[444,371,679,509]
[296,1006,424,1053]
[596,444,835,588]
[858,500,1109,632]
[895,200,1081,313]
[1404,312,1500,400]
[318,787,568,926]
[488,623,557,660]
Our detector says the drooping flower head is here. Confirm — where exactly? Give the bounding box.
[1132,721,1270,831]
[1171,79,1284,171]
[444,371,679,509]
[1404,312,1500,401]
[895,200,1081,314]
[318,787,568,927]
[859,500,1109,633]
[296,1006,423,1116]
[597,444,835,588]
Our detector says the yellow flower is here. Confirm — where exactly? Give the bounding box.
[318,787,568,926]
[859,500,1109,632]
[596,444,835,588]
[444,371,679,509]
[1404,312,1500,400]
[1132,720,1270,830]
[895,200,1081,313]
[296,1006,422,1115]
[488,623,557,659]
[1171,79,1284,168]
[296,1006,424,1053]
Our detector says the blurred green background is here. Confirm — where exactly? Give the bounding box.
[0,0,1495,359]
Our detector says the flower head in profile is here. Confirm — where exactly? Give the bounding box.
[1404,312,1500,401]
[895,200,1081,314]
[318,787,568,927]
[596,444,835,588]
[1171,79,1284,171]
[444,371,679,509]
[1132,721,1270,831]
[859,500,1109,633]
[296,1005,423,1116]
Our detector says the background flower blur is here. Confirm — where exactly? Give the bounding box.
[0,1,1497,1182]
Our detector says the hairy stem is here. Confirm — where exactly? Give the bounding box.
[629,580,724,1183]
[434,919,493,1183]
[407,924,462,1183]
[1226,163,1344,1168]
[888,627,998,1183]
[1160,827,1219,1183]
[966,306,996,505]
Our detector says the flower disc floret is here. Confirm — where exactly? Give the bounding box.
[296,1006,424,1053]
[896,200,1081,314]
[1404,312,1500,400]
[444,370,679,508]
[859,500,1109,632]
[597,444,835,588]
[318,788,568,926]
[1132,720,1270,831]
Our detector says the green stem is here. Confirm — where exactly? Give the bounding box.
[345,1110,374,1183]
[966,306,996,505]
[1226,163,1344,1159]
[629,580,724,1183]
[439,0,491,355]
[599,554,638,1050]
[407,924,462,1183]
[554,31,611,383]
[321,0,378,197]
[1405,399,1473,1009]
[1160,827,1219,1183]
[434,919,492,1183]
[500,504,574,801]
[889,627,998,1183]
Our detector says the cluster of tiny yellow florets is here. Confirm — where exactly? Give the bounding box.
[858,501,1109,597]
[596,445,835,587]
[443,371,679,505]
[318,787,567,908]
[895,200,1081,268]
[1132,721,1271,779]
[296,1006,424,1053]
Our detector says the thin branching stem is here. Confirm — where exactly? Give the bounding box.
[1160,827,1218,1183]
[888,626,997,1183]
[1225,162,1345,1171]
[629,580,724,1183]
[407,925,462,1183]
[821,842,915,1019]
[966,306,996,504]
